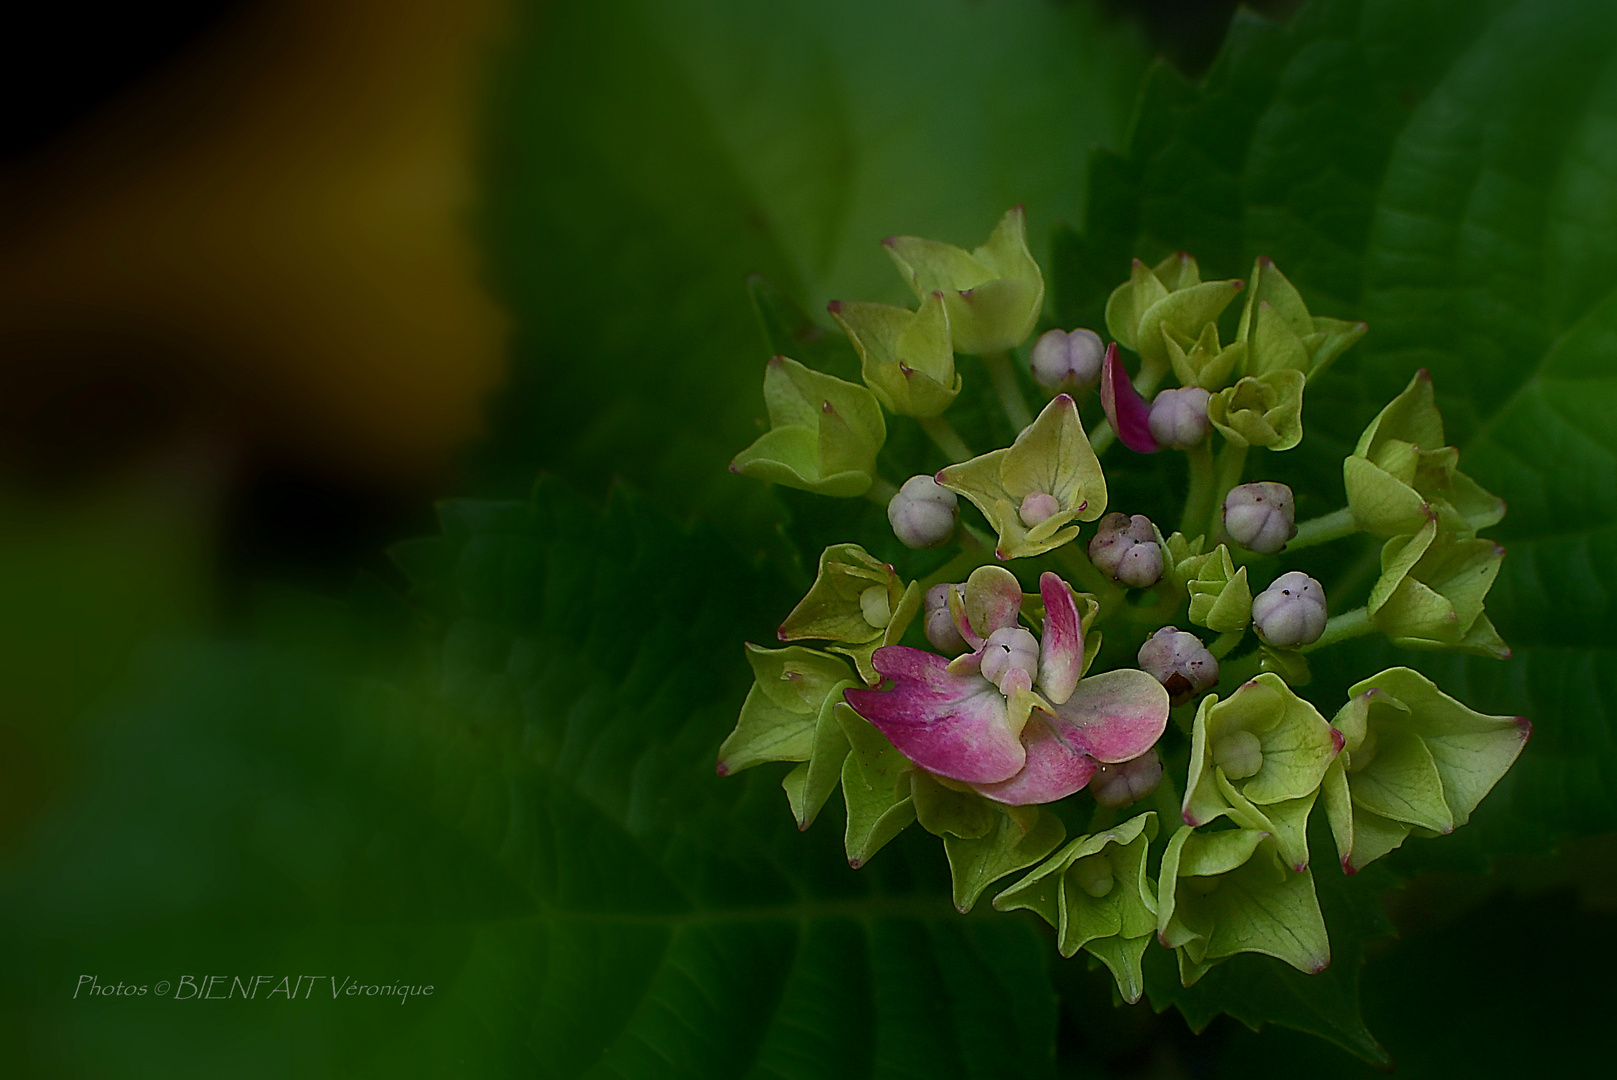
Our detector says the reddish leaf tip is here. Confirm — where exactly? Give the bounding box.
[1331,728,1346,753]
[768,354,787,366]
[1342,855,1358,876]
[728,461,741,474]
[776,626,789,641]
[1182,810,1199,826]
[826,299,843,313]
[1517,716,1533,741]
[849,857,865,869]
[1257,255,1275,268]
[715,760,730,777]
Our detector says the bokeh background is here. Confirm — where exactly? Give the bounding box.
[2,0,1613,1076]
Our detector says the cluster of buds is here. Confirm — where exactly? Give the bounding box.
[719,215,1528,1002]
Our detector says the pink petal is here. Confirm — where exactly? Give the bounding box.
[1037,572,1083,705]
[1100,343,1160,454]
[971,714,1098,805]
[1047,669,1168,763]
[844,647,1026,784]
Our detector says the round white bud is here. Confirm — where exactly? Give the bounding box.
[980,626,1040,696]
[888,474,958,548]
[1223,482,1296,555]
[1090,749,1164,808]
[1251,571,1327,648]
[1087,512,1163,588]
[1136,626,1218,705]
[1147,386,1212,449]
[1029,328,1105,393]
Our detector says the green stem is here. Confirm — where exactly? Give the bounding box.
[1152,757,1182,825]
[1055,543,1124,616]
[1287,507,1358,552]
[1204,441,1250,539]
[864,476,899,506]
[1216,648,1265,692]
[1298,607,1374,653]
[1207,630,1245,660]
[917,545,990,593]
[1086,802,1118,834]
[983,351,1034,430]
[1180,439,1216,535]
[920,415,974,463]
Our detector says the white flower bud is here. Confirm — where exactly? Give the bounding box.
[888,474,958,548]
[1251,571,1327,648]
[1147,386,1212,449]
[1223,481,1296,555]
[1213,729,1263,780]
[1018,490,1060,527]
[1136,626,1218,705]
[923,583,968,653]
[1029,328,1105,393]
[1071,853,1115,898]
[980,626,1039,696]
[1087,512,1163,588]
[1090,749,1164,808]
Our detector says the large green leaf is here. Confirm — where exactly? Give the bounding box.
[473,0,1149,544]
[1053,0,1617,855]
[0,486,1065,1077]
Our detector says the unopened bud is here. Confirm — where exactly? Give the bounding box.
[1213,729,1263,779]
[1088,513,1163,588]
[888,474,958,548]
[980,626,1039,696]
[1029,328,1105,393]
[859,585,892,628]
[1071,854,1115,898]
[1223,482,1296,555]
[1018,490,1060,526]
[1147,386,1212,449]
[1137,627,1218,705]
[1252,571,1327,648]
[923,583,968,653]
[1090,749,1164,808]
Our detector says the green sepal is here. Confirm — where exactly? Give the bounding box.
[718,645,857,775]
[779,543,902,646]
[830,579,924,685]
[936,393,1107,559]
[1257,646,1311,686]
[1182,544,1252,634]
[943,805,1066,913]
[1207,369,1305,451]
[836,703,917,868]
[1324,667,1530,872]
[1215,771,1319,871]
[884,206,1044,355]
[1344,369,1504,537]
[1235,258,1367,382]
[782,679,858,830]
[1367,518,1508,657]
[994,812,1158,1002]
[1165,321,1246,391]
[1107,255,1244,380]
[1158,826,1330,984]
[1183,673,1342,828]
[828,292,961,418]
[911,771,997,839]
[731,355,886,497]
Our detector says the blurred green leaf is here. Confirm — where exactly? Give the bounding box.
[473,0,1149,545]
[1,485,1064,1077]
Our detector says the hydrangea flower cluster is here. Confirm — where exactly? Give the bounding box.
[719,210,1530,1001]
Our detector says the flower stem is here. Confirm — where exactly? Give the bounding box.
[1180,439,1216,535]
[1287,507,1358,552]
[1055,543,1124,615]
[983,351,1034,431]
[920,414,974,463]
[1298,607,1374,653]
[1207,630,1245,659]
[1205,440,1250,538]
[864,476,899,506]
